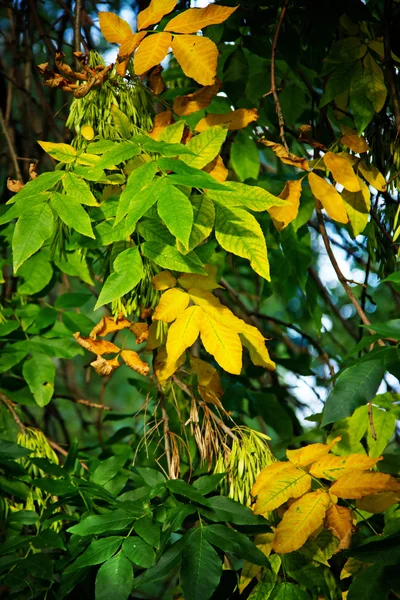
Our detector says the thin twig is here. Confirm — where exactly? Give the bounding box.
[270,0,290,152]
[368,401,377,441]
[47,438,89,470]
[383,0,400,135]
[160,395,174,479]
[0,391,25,432]
[0,107,23,182]
[56,395,113,410]
[74,0,82,53]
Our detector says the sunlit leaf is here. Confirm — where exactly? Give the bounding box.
[73,333,120,356]
[152,271,177,291]
[341,177,370,236]
[174,80,221,116]
[190,356,223,404]
[340,125,370,153]
[134,32,172,76]
[309,454,382,480]
[98,11,132,43]
[199,311,242,375]
[330,470,400,498]
[137,0,177,31]
[323,152,361,192]
[195,108,259,132]
[91,355,120,376]
[120,350,150,376]
[166,306,202,362]
[325,504,355,552]
[268,179,302,231]
[357,161,387,192]
[308,172,348,224]
[171,35,218,86]
[165,5,238,33]
[286,436,341,467]
[252,463,312,513]
[260,138,309,171]
[95,247,144,310]
[152,288,190,323]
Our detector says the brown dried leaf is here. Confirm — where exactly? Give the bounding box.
[130,322,149,344]
[120,350,150,376]
[148,65,165,95]
[29,164,38,179]
[325,504,355,552]
[91,355,120,376]
[195,108,259,132]
[73,332,120,355]
[55,53,87,81]
[74,80,95,98]
[90,315,131,338]
[190,356,223,405]
[7,178,24,193]
[298,125,326,151]
[140,306,153,319]
[173,79,221,116]
[341,125,370,153]
[148,110,174,140]
[260,138,310,171]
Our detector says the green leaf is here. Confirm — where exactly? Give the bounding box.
[115,161,158,225]
[131,134,196,157]
[157,179,194,247]
[347,563,395,600]
[111,105,133,138]
[51,192,95,238]
[248,555,281,600]
[17,250,52,295]
[133,515,161,549]
[193,473,226,495]
[363,53,387,113]
[65,537,123,573]
[54,251,93,284]
[0,440,31,459]
[87,140,116,154]
[207,181,285,212]
[204,496,269,526]
[0,344,29,372]
[204,524,269,566]
[22,353,55,407]
[32,478,76,495]
[122,537,156,568]
[68,509,137,536]
[231,130,260,182]
[324,38,367,64]
[55,293,91,308]
[62,312,96,336]
[132,534,187,588]
[181,194,215,253]
[8,171,65,204]
[62,172,99,206]
[95,552,133,600]
[95,141,140,169]
[12,203,54,272]
[166,479,210,506]
[361,319,400,340]
[95,246,144,310]
[180,527,222,600]
[92,455,127,486]
[270,582,310,600]
[159,121,185,143]
[367,407,396,457]
[29,336,83,359]
[0,194,47,225]
[215,204,270,280]
[141,241,206,274]
[125,177,164,231]
[320,63,354,107]
[157,158,227,190]
[350,61,375,133]
[38,141,77,163]
[322,360,385,426]
[137,218,175,245]
[181,126,228,169]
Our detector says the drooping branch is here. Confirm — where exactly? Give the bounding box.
[270,0,290,152]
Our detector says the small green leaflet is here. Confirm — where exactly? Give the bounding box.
[38,141,77,163]
[131,134,196,156]
[115,161,158,225]
[64,537,123,573]
[125,177,164,231]
[137,218,175,245]
[62,173,99,206]
[54,251,93,285]
[7,171,65,204]
[95,552,133,600]
[350,61,375,133]
[22,354,55,407]
[207,181,285,212]
[157,179,194,247]
[87,140,116,154]
[51,192,95,238]
[95,141,141,169]
[180,126,228,169]
[363,53,387,113]
[157,157,228,190]
[204,525,269,566]
[231,130,260,182]
[0,194,47,225]
[178,194,215,254]
[141,242,207,274]
[180,527,222,600]
[67,510,136,536]
[95,246,144,310]
[122,537,156,568]
[13,203,54,273]
[17,251,53,295]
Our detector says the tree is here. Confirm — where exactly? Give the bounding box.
[0,0,399,598]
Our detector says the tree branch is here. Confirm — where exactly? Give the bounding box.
[383,0,400,134]
[0,107,23,182]
[270,0,290,152]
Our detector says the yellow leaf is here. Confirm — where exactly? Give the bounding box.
[272,490,331,554]
[188,287,243,331]
[119,31,147,57]
[165,5,238,34]
[260,138,309,171]
[330,470,400,499]
[147,321,164,350]
[195,108,259,133]
[309,454,382,481]
[179,265,221,291]
[341,178,370,236]
[120,350,150,376]
[325,505,355,552]
[98,11,132,44]
[152,288,190,323]
[173,80,221,116]
[357,161,387,192]
[166,305,202,361]
[323,152,361,192]
[73,332,120,356]
[152,270,177,291]
[252,463,312,514]
[340,557,370,580]
[286,436,342,467]
[130,322,149,344]
[251,461,291,496]
[308,172,349,224]
[171,35,218,86]
[134,32,172,76]
[148,110,174,140]
[137,0,177,30]
[190,356,223,405]
[356,491,400,513]
[340,125,370,153]
[239,323,276,371]
[203,155,228,182]
[81,125,95,141]
[154,346,185,382]
[268,179,302,231]
[181,125,227,170]
[90,355,120,376]
[90,315,131,338]
[199,310,242,375]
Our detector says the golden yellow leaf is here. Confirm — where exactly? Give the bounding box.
[356,491,400,513]
[152,270,177,291]
[251,461,291,496]
[272,490,331,554]
[90,315,131,338]
[308,172,349,224]
[90,355,120,376]
[341,178,370,236]
[81,125,95,141]
[252,463,312,514]
[357,161,387,192]
[179,265,221,291]
[330,470,400,499]
[148,110,174,140]
[260,138,309,171]
[165,4,238,33]
[195,108,259,133]
[309,454,382,481]
[268,179,302,231]
[199,310,242,375]
[190,356,223,404]
[239,532,274,593]
[98,11,132,44]
[286,436,342,467]
[325,504,355,552]
[323,152,361,192]
[130,322,149,344]
[166,305,202,361]
[154,346,185,381]
[134,32,172,76]
[173,80,221,116]
[188,287,243,331]
[203,155,228,182]
[73,332,120,356]
[146,321,164,350]
[152,288,190,323]
[340,125,370,153]
[120,350,150,376]
[119,31,147,57]
[171,35,218,86]
[239,323,276,371]
[137,0,177,30]
[340,557,370,580]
